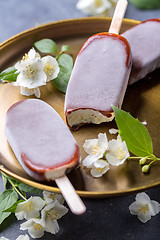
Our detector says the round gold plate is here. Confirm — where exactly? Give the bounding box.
[0,17,160,198]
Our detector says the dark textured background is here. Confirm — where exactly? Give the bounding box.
[0,1,160,239]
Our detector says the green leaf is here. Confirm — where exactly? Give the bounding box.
[61,45,71,52]
[0,66,18,82]
[7,176,22,186]
[18,183,43,194]
[34,38,58,54]
[0,66,16,78]
[112,106,153,157]
[1,72,18,82]
[3,200,24,213]
[129,0,160,9]
[57,53,73,72]
[0,190,18,224]
[52,53,73,93]
[2,173,8,188]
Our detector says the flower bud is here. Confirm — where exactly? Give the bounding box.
[139,157,147,165]
[142,165,150,173]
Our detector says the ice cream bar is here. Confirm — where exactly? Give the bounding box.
[65,33,131,130]
[121,19,160,84]
[5,99,80,181]
[65,0,131,130]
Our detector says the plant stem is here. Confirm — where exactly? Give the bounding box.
[148,159,157,167]
[55,51,62,60]
[7,178,27,201]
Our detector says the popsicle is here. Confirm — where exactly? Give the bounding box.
[121,19,160,85]
[5,99,86,214]
[65,0,131,130]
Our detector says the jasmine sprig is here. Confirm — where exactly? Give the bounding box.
[112,106,159,173]
[0,172,68,238]
[0,172,42,224]
[34,38,73,93]
[0,38,73,94]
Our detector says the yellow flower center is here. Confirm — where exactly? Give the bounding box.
[96,167,103,172]
[44,62,54,76]
[47,210,58,222]
[33,223,43,231]
[114,147,125,160]
[23,202,33,213]
[95,0,103,7]
[49,193,56,201]
[25,65,37,78]
[139,205,148,214]
[92,145,102,155]
[21,53,29,62]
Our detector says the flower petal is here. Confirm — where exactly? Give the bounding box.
[135,192,150,204]
[83,139,98,155]
[76,0,112,16]
[98,133,108,150]
[28,48,40,59]
[106,137,129,166]
[43,191,64,205]
[149,200,160,216]
[82,154,98,167]
[129,192,160,223]
[15,196,45,220]
[137,211,152,223]
[41,55,60,81]
[109,128,119,134]
[16,235,30,240]
[20,218,45,239]
[91,160,109,178]
[41,200,68,234]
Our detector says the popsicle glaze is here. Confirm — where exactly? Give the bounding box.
[122,19,160,84]
[65,33,131,130]
[5,99,80,181]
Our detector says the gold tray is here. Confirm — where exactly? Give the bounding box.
[0,17,160,198]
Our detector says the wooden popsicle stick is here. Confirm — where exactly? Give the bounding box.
[55,175,86,215]
[109,0,128,34]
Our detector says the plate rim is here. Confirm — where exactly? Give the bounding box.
[0,17,149,198]
[0,17,140,49]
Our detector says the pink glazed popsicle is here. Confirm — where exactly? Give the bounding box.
[65,33,131,130]
[121,19,160,84]
[65,0,131,130]
[5,99,80,181]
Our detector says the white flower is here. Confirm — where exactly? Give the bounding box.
[109,128,119,134]
[129,192,160,223]
[106,135,130,166]
[20,87,40,98]
[76,0,112,16]
[141,121,147,125]
[14,57,47,89]
[27,48,41,60]
[43,191,64,205]
[20,218,45,239]
[90,159,109,177]
[0,237,9,240]
[41,56,59,82]
[15,196,45,220]
[16,235,30,240]
[83,133,108,167]
[41,200,68,234]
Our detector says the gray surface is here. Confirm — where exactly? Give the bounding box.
[0,0,160,239]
